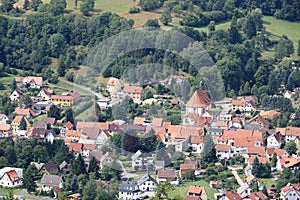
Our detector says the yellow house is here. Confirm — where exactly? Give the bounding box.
[11,115,30,133]
[50,95,74,106]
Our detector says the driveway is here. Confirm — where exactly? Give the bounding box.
[231,170,244,186]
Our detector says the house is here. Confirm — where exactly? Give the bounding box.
[189,136,204,155]
[245,175,258,186]
[131,150,153,171]
[266,148,289,159]
[184,157,201,175]
[244,191,268,200]
[267,133,283,148]
[0,114,9,124]
[119,181,141,200]
[10,88,23,102]
[285,127,300,143]
[36,88,53,101]
[209,181,222,189]
[185,186,207,200]
[180,164,196,178]
[137,174,157,197]
[221,191,242,200]
[280,183,300,200]
[277,157,300,172]
[39,174,63,192]
[284,91,294,99]
[81,144,96,157]
[231,99,245,113]
[231,117,244,129]
[244,101,256,118]
[216,144,231,159]
[69,143,83,157]
[237,183,252,198]
[11,116,30,133]
[43,162,59,174]
[156,168,178,185]
[59,161,71,175]
[60,121,74,136]
[21,76,43,89]
[50,95,74,106]
[248,115,270,128]
[260,110,280,119]
[14,108,36,118]
[107,77,122,95]
[186,88,211,117]
[68,193,81,200]
[123,85,143,103]
[0,170,22,188]
[25,128,56,143]
[0,124,11,138]
[100,152,113,169]
[66,130,81,141]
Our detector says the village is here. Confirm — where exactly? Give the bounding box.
[0,74,299,200]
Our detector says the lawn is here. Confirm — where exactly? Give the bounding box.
[263,16,300,56]
[65,0,137,13]
[168,179,217,200]
[75,103,95,120]
[259,178,277,188]
[0,188,21,196]
[54,79,93,96]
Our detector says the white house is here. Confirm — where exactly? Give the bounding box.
[280,183,300,200]
[284,127,300,143]
[131,150,153,171]
[216,144,231,159]
[22,76,43,89]
[267,133,283,148]
[10,88,23,102]
[0,170,22,188]
[243,101,256,118]
[36,88,52,101]
[188,136,204,155]
[186,88,211,117]
[137,174,157,198]
[0,114,8,124]
[119,181,141,200]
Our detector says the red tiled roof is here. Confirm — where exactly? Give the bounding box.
[134,117,145,125]
[247,146,266,157]
[124,85,143,93]
[180,164,196,170]
[260,110,280,119]
[69,143,83,152]
[225,191,242,200]
[285,127,300,136]
[6,170,20,183]
[216,144,230,152]
[232,100,245,106]
[248,156,269,165]
[51,95,73,101]
[66,130,81,137]
[186,89,210,108]
[190,136,203,144]
[65,121,74,129]
[15,108,30,115]
[0,124,10,131]
[188,186,204,195]
[280,157,300,168]
[248,115,270,127]
[12,116,23,123]
[27,76,43,85]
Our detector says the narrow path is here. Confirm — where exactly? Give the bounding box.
[231,170,244,186]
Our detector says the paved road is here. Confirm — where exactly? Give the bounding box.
[49,79,104,99]
[231,170,244,186]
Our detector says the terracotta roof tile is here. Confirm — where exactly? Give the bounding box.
[186,89,210,108]
[187,186,204,195]
[69,142,83,152]
[124,85,143,93]
[51,95,73,101]
[216,144,230,152]
[66,130,81,137]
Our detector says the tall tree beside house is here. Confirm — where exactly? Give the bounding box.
[152,181,174,200]
[10,79,16,93]
[19,116,27,130]
[183,168,195,181]
[243,15,257,39]
[48,104,60,119]
[72,154,86,175]
[121,131,140,153]
[20,95,32,109]
[252,157,260,177]
[284,141,297,156]
[262,185,268,196]
[23,164,38,193]
[201,134,217,164]
[82,178,97,200]
[88,156,100,178]
[139,129,159,153]
[271,152,277,167]
[64,108,75,124]
[70,175,79,193]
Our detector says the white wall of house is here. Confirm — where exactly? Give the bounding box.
[119,191,140,200]
[267,135,281,148]
[0,174,21,188]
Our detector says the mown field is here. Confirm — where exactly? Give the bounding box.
[168,179,217,200]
